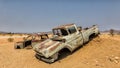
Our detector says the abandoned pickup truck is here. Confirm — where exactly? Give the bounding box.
[33,23,99,63]
[14,33,49,49]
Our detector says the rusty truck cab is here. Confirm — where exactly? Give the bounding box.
[52,23,79,37]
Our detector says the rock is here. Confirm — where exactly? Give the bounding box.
[58,60,61,63]
[108,57,114,62]
[114,56,119,60]
[114,60,119,64]
[108,56,119,64]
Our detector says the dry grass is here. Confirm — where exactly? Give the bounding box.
[0,34,120,68]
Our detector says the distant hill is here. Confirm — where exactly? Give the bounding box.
[0,31,53,35]
[0,31,8,34]
[101,29,120,34]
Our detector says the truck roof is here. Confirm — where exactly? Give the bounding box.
[53,23,75,30]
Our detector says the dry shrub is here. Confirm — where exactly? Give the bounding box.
[118,32,120,35]
[19,34,23,36]
[0,33,6,36]
[2,34,6,36]
[8,38,14,42]
[109,29,114,36]
[23,37,26,40]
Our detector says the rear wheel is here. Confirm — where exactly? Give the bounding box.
[89,33,96,41]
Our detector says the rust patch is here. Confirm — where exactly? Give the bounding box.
[32,40,41,42]
[49,43,61,52]
[39,41,58,50]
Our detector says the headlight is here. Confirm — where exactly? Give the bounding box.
[43,50,47,54]
[43,50,49,55]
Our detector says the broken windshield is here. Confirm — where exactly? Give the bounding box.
[53,29,68,36]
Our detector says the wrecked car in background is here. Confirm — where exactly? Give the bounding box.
[14,33,50,49]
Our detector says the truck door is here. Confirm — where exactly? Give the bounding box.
[66,27,84,50]
[75,32,84,47]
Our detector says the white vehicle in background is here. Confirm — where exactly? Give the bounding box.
[33,23,99,63]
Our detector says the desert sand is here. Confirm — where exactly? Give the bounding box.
[0,34,120,68]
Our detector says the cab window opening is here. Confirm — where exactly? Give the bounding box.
[53,29,68,36]
[68,26,77,34]
[60,29,68,36]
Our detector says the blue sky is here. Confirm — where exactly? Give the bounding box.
[0,0,120,32]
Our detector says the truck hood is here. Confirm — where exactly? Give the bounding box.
[33,39,61,54]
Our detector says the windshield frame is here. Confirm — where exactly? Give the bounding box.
[53,28,68,36]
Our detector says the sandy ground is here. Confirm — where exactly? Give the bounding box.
[0,34,120,68]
